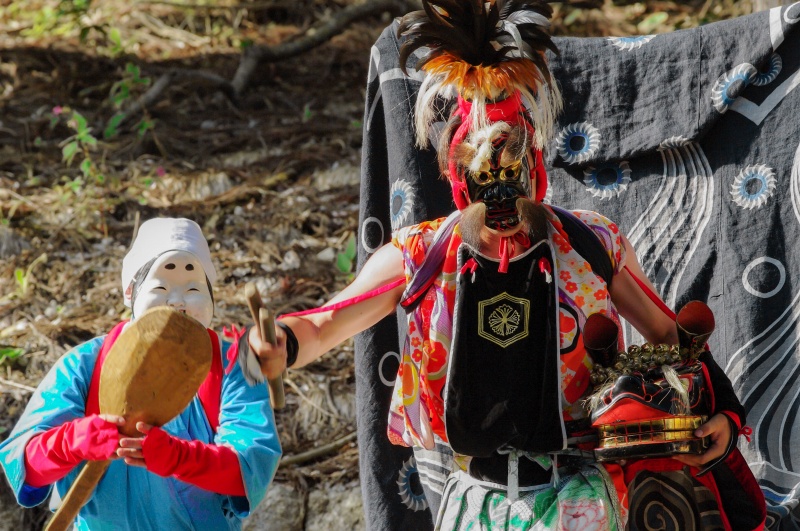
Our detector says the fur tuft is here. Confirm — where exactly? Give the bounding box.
[661,364,692,416]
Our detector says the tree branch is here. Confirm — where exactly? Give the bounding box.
[117,0,410,127]
[279,431,357,466]
[231,0,407,96]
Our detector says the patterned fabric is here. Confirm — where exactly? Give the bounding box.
[627,468,724,531]
[436,469,623,531]
[0,327,281,531]
[387,210,625,451]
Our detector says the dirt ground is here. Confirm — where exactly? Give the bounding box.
[0,0,758,528]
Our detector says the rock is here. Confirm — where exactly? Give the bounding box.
[305,483,364,531]
[0,225,30,259]
[315,247,336,262]
[243,482,304,531]
[312,164,359,191]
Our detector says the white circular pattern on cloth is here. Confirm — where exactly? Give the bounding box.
[711,63,758,113]
[730,164,777,210]
[659,136,691,150]
[390,179,415,231]
[607,35,656,50]
[786,2,800,24]
[752,53,783,86]
[360,216,384,254]
[556,122,601,165]
[743,257,786,299]
[378,350,401,387]
[583,161,632,199]
[397,457,429,512]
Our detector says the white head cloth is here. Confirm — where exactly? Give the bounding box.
[121,217,217,307]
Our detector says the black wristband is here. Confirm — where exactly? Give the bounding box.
[277,321,299,368]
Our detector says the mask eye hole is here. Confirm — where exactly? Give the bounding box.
[473,171,494,185]
[501,162,522,181]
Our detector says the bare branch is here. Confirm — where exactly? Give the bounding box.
[116,0,411,127]
[231,0,408,95]
[279,431,358,466]
[120,69,236,124]
[138,0,300,10]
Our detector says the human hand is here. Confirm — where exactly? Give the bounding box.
[117,421,153,468]
[672,413,732,468]
[59,414,124,462]
[95,414,126,460]
[248,324,287,380]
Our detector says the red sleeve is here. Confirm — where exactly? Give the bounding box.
[141,427,245,496]
[24,415,119,488]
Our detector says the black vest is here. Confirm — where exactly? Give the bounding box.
[445,241,565,456]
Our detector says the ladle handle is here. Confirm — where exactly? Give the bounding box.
[245,283,285,409]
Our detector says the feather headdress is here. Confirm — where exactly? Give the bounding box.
[398,0,562,151]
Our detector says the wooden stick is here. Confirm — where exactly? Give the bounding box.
[245,283,285,409]
[279,431,357,466]
[45,461,110,531]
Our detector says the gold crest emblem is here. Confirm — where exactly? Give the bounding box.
[478,292,530,348]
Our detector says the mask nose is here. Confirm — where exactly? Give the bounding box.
[482,183,523,204]
[167,293,185,310]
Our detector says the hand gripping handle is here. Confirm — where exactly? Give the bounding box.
[245,283,285,409]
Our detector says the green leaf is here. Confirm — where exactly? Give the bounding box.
[111,82,130,106]
[0,347,24,362]
[109,27,122,48]
[80,158,92,177]
[137,119,153,138]
[14,268,25,288]
[563,8,582,26]
[335,253,353,274]
[72,111,88,133]
[62,141,79,165]
[344,234,356,260]
[638,12,668,34]
[103,112,126,139]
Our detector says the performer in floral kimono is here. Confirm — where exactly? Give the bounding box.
[0,217,281,530]
[246,1,764,529]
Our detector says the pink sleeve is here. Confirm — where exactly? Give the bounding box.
[572,210,626,274]
[142,426,245,496]
[24,415,120,488]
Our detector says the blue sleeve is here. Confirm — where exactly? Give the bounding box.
[216,339,282,517]
[0,337,103,508]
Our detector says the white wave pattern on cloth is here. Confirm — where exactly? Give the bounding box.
[726,287,800,521]
[623,142,714,346]
[791,139,800,225]
[726,141,800,516]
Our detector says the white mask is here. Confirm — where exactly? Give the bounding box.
[131,250,214,328]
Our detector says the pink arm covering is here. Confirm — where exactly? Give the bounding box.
[142,426,245,496]
[23,415,120,488]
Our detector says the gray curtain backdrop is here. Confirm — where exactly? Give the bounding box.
[356,4,800,529]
